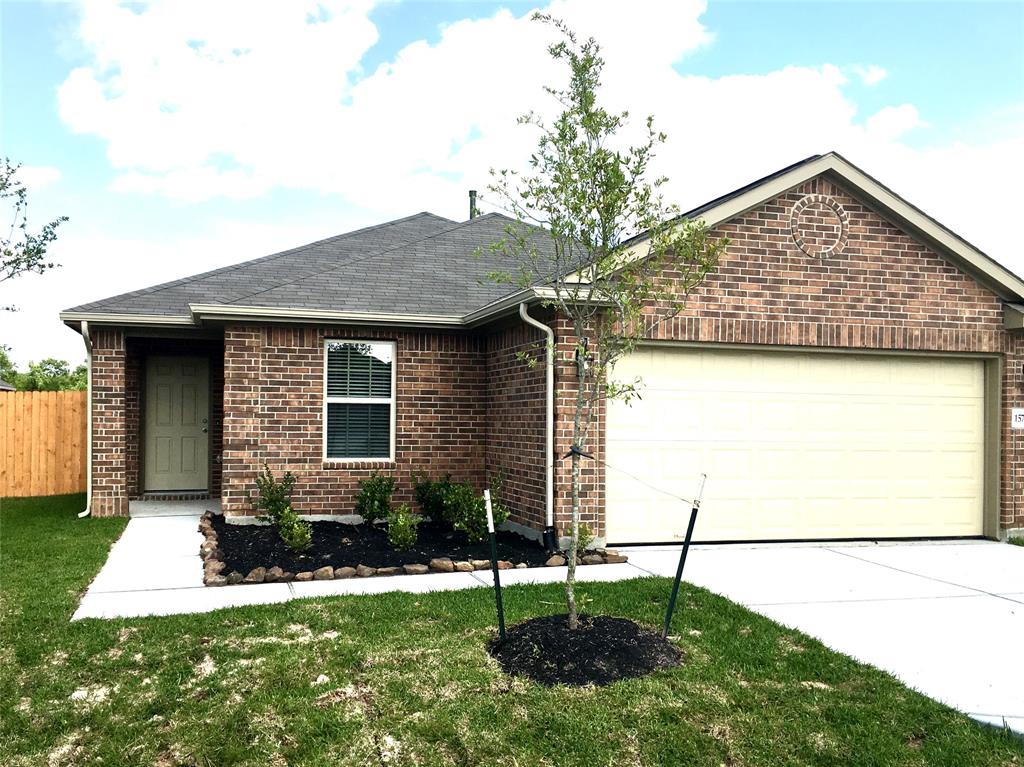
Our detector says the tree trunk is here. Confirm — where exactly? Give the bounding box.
[565,340,587,630]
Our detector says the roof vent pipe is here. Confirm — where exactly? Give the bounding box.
[519,302,556,552]
[469,190,478,219]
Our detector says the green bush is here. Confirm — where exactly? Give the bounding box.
[441,481,510,543]
[355,472,395,522]
[576,521,595,551]
[413,473,453,521]
[253,464,296,526]
[488,472,510,525]
[386,504,421,550]
[277,505,312,552]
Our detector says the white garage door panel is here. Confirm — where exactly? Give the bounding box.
[607,347,985,543]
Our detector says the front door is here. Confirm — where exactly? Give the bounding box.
[144,355,210,491]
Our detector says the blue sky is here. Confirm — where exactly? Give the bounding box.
[1,0,1022,364]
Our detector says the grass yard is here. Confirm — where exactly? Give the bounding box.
[2,495,1022,767]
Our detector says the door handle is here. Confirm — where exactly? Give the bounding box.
[201,427,208,433]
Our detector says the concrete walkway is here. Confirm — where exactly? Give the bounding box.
[74,511,1024,733]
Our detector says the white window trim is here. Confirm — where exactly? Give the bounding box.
[322,339,397,462]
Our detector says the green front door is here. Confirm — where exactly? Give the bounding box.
[144,356,210,491]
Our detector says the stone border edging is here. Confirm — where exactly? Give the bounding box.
[198,512,628,587]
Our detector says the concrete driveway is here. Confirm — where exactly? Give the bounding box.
[623,540,1024,733]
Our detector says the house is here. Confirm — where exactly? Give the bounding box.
[60,152,1024,543]
[0,379,15,392]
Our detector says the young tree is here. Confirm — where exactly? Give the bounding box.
[486,16,728,629]
[1,159,68,310]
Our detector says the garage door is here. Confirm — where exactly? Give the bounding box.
[606,346,986,543]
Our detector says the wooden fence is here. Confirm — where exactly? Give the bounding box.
[0,391,87,497]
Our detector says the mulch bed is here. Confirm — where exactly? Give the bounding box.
[489,614,682,686]
[212,515,551,575]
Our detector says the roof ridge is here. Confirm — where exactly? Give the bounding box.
[68,211,455,312]
[222,211,542,306]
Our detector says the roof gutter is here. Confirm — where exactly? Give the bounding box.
[518,302,557,552]
[77,321,93,519]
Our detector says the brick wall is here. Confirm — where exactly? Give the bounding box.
[90,328,128,517]
[484,320,548,529]
[221,325,487,515]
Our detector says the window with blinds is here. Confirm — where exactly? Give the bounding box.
[324,341,395,460]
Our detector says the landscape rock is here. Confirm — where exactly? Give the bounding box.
[313,566,334,580]
[204,574,227,587]
[204,559,226,576]
[377,566,402,576]
[605,554,628,564]
[497,560,513,570]
[280,572,295,582]
[226,571,243,585]
[403,563,429,575]
[264,566,284,583]
[295,571,314,582]
[470,559,491,571]
[516,562,528,569]
[243,567,266,584]
[333,566,356,579]
[429,558,455,573]
[603,548,619,557]
[545,555,566,567]
[582,554,604,566]
[355,564,377,578]
[454,561,474,572]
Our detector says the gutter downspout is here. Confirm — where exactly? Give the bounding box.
[518,303,557,552]
[77,321,93,519]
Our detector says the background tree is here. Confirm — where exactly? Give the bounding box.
[486,15,728,629]
[0,345,86,391]
[1,158,68,311]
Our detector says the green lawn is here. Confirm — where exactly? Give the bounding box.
[2,495,1022,767]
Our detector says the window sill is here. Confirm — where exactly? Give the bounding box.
[322,459,396,471]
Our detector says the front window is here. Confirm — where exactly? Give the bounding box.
[324,340,395,460]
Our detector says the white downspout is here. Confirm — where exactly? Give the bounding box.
[518,303,555,537]
[77,321,93,519]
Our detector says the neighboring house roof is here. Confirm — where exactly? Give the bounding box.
[0,379,15,392]
[62,152,1024,331]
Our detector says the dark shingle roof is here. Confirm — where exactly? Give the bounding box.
[65,211,556,319]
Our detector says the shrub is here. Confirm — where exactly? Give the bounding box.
[413,473,453,520]
[576,521,595,552]
[355,473,395,522]
[253,464,296,526]
[277,505,312,552]
[441,481,510,543]
[387,504,421,550]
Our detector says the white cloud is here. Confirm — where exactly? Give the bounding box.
[865,104,926,141]
[853,64,888,86]
[15,165,63,191]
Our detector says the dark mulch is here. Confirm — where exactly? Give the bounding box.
[212,515,550,575]
[489,614,683,687]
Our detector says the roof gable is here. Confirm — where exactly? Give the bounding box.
[639,152,1024,302]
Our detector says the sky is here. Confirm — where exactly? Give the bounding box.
[1,0,1022,366]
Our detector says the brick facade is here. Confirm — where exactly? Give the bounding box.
[484,321,549,530]
[87,173,1024,533]
[90,328,128,517]
[220,325,488,516]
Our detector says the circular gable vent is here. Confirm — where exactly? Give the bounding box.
[789,194,849,258]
